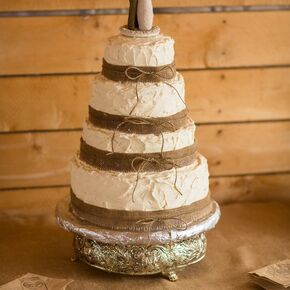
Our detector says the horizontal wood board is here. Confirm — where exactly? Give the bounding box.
[0,12,290,75]
[211,173,290,204]
[1,0,290,11]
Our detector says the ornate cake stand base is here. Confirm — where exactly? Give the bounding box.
[56,197,220,281]
[72,233,206,281]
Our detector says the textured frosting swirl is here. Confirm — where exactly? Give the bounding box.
[104,34,175,66]
[82,120,196,154]
[90,72,186,118]
[70,153,209,211]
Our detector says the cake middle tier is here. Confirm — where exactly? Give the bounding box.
[71,152,209,211]
[91,72,186,118]
[82,118,195,154]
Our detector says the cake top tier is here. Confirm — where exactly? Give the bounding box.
[104,29,175,67]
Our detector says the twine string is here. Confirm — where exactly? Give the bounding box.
[108,117,177,155]
[135,217,188,248]
[130,156,183,203]
[163,80,189,115]
[127,66,174,115]
[129,79,141,115]
[124,65,175,82]
[125,65,189,118]
[108,117,151,154]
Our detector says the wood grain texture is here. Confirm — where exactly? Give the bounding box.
[0,122,289,188]
[211,173,290,204]
[0,187,67,211]
[197,121,290,175]
[0,75,92,131]
[1,67,289,132]
[1,172,289,210]
[0,12,289,75]
[0,132,79,188]
[1,0,289,11]
[183,67,290,123]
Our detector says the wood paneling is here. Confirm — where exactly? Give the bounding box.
[1,67,289,132]
[211,173,290,204]
[0,12,290,75]
[0,132,79,188]
[0,75,92,131]
[186,67,290,123]
[1,121,289,189]
[1,0,289,11]
[0,187,67,211]
[197,121,290,175]
[0,2,289,203]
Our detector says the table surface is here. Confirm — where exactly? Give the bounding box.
[0,200,289,290]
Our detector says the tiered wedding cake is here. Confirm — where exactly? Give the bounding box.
[69,26,214,231]
[56,1,220,281]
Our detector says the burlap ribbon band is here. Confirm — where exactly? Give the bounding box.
[79,138,197,172]
[70,190,214,232]
[89,106,189,135]
[102,58,176,83]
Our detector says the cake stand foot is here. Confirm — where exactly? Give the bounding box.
[162,269,178,281]
[168,271,178,282]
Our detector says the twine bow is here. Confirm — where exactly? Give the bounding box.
[108,116,176,156]
[124,65,176,82]
[125,65,190,117]
[102,59,190,117]
[130,156,183,203]
[136,216,188,247]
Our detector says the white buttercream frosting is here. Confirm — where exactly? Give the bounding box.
[90,72,186,118]
[71,153,209,211]
[82,120,195,154]
[104,34,174,66]
[70,31,211,214]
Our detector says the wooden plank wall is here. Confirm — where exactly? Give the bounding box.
[0,1,290,208]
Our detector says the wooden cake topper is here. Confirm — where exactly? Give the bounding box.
[128,0,153,31]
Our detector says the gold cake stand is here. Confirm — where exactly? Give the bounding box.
[56,198,220,281]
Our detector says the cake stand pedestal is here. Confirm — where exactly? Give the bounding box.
[56,198,220,281]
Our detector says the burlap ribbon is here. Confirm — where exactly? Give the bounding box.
[79,138,197,172]
[70,190,215,232]
[102,59,176,83]
[89,106,189,135]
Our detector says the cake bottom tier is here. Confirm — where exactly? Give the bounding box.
[71,152,209,211]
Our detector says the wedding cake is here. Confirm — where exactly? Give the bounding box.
[69,8,214,233]
[55,1,220,281]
